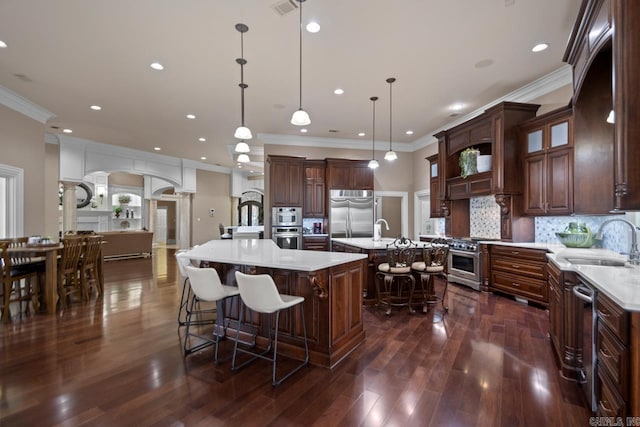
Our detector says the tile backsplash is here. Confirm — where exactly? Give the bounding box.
[470,195,501,239]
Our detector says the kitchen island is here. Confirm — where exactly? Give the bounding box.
[178,239,367,368]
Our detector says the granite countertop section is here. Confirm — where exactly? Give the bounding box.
[331,237,402,250]
[178,239,367,272]
[547,249,640,312]
[478,241,566,251]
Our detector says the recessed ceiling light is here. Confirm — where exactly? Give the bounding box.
[250,170,254,173]
[334,88,344,95]
[150,62,164,70]
[300,129,308,133]
[405,130,414,135]
[358,132,365,137]
[62,128,72,133]
[90,105,102,111]
[0,40,7,48]
[186,114,196,119]
[154,147,161,151]
[306,22,320,33]
[450,103,465,111]
[532,43,549,52]
[200,156,207,160]
[198,137,206,142]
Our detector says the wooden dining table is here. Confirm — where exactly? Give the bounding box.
[8,244,62,314]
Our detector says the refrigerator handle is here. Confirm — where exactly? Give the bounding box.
[346,208,351,238]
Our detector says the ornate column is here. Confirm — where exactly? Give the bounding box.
[177,192,191,249]
[148,199,157,241]
[61,181,77,233]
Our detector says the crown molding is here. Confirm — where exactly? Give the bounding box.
[410,65,573,151]
[0,84,56,123]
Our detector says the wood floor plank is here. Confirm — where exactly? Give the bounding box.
[0,247,592,426]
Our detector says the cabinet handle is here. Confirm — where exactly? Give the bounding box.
[599,400,613,413]
[513,282,521,287]
[511,264,520,269]
[599,348,613,359]
[597,309,610,318]
[511,251,520,255]
[549,285,554,292]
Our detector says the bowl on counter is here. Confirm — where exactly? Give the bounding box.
[555,231,596,248]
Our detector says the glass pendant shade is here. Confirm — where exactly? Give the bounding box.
[234,141,250,153]
[234,126,252,140]
[368,159,379,169]
[237,153,250,163]
[291,109,311,126]
[384,150,398,161]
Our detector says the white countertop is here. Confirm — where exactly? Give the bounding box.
[480,241,566,251]
[331,237,406,250]
[178,239,367,272]
[547,249,640,311]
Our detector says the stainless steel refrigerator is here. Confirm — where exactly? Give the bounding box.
[329,189,374,239]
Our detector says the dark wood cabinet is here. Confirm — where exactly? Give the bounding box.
[548,262,563,363]
[564,0,640,212]
[303,236,329,251]
[268,155,304,207]
[489,245,548,306]
[521,107,574,216]
[326,159,373,190]
[426,154,443,218]
[303,160,326,217]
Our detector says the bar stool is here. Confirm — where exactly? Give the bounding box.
[375,237,418,315]
[232,271,309,386]
[184,265,240,363]
[411,240,450,315]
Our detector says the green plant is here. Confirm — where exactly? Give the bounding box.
[113,206,123,218]
[459,147,479,179]
[118,194,131,204]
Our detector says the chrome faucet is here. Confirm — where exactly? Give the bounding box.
[596,218,640,265]
[373,218,390,241]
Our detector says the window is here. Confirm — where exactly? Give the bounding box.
[0,164,24,238]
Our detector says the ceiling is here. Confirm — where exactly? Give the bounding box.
[0,0,581,173]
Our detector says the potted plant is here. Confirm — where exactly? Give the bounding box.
[118,194,131,205]
[459,147,479,179]
[113,206,123,218]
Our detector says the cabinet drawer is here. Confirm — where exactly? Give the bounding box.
[597,322,629,398]
[492,257,546,280]
[491,245,548,262]
[596,293,629,344]
[491,271,548,304]
[597,365,626,418]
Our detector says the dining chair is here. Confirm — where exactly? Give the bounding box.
[184,265,240,363]
[57,236,84,308]
[232,271,309,386]
[0,238,43,322]
[411,239,450,316]
[79,235,103,300]
[375,237,418,315]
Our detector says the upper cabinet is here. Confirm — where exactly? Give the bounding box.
[303,160,326,217]
[565,0,640,211]
[326,159,373,190]
[268,155,304,207]
[521,107,574,216]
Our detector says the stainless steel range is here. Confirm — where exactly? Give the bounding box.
[447,238,483,291]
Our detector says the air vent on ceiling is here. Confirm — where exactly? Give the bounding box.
[328,129,339,133]
[271,0,298,16]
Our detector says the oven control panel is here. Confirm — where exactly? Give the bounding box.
[448,239,477,252]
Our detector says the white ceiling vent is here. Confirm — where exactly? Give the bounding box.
[271,0,298,16]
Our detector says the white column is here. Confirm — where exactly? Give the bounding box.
[148,199,157,241]
[177,193,191,249]
[62,181,77,233]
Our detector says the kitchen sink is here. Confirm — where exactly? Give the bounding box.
[563,257,627,267]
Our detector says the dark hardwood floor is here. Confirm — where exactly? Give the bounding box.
[1,247,591,426]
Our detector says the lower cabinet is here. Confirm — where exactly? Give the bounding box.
[489,245,548,306]
[303,236,329,251]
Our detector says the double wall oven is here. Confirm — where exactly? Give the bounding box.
[271,207,302,250]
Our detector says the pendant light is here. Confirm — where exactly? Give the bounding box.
[237,153,250,163]
[291,0,311,126]
[234,23,252,152]
[384,77,398,161]
[368,96,379,169]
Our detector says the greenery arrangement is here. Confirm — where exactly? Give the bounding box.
[113,206,123,218]
[118,194,131,204]
[459,147,479,179]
